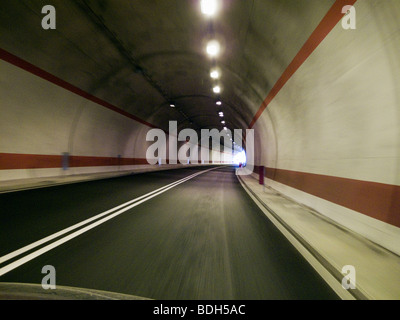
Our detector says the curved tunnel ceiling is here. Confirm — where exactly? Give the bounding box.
[0,0,336,134]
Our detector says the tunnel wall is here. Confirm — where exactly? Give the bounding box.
[252,1,400,254]
[0,53,231,183]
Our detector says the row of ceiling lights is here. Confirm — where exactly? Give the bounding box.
[169,2,219,111]
[200,0,235,145]
[202,1,222,99]
[169,1,235,146]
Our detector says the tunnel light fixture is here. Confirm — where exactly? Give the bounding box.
[210,69,220,79]
[201,0,218,16]
[206,40,220,57]
[216,100,222,106]
[223,127,227,131]
[170,104,176,108]
[221,120,225,124]
[219,112,224,117]
[213,85,221,94]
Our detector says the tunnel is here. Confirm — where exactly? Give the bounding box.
[0,0,399,302]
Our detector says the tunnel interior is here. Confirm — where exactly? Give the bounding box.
[0,0,400,301]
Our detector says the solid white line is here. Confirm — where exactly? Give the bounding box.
[0,167,218,274]
[236,174,356,300]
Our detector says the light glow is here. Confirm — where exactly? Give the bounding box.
[213,85,221,94]
[206,40,220,57]
[201,0,218,16]
[233,150,247,165]
[210,69,220,79]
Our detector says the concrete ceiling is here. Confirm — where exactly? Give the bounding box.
[0,0,335,134]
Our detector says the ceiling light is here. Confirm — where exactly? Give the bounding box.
[223,127,227,131]
[216,100,222,106]
[219,112,224,117]
[213,85,221,94]
[170,104,175,108]
[221,120,225,124]
[201,0,218,16]
[210,69,219,79]
[206,40,220,57]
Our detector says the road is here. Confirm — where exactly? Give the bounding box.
[0,166,338,299]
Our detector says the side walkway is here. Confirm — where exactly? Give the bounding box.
[237,171,400,300]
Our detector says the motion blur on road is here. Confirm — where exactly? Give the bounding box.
[0,167,337,299]
[1,0,400,301]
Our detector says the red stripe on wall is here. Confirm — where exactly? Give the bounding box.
[249,0,357,129]
[0,153,149,170]
[0,153,62,170]
[69,156,149,167]
[254,166,400,228]
[0,153,225,170]
[0,48,158,129]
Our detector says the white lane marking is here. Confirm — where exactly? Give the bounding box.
[0,167,218,275]
[0,168,210,265]
[236,174,356,300]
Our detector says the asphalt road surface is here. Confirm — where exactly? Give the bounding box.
[0,166,338,299]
